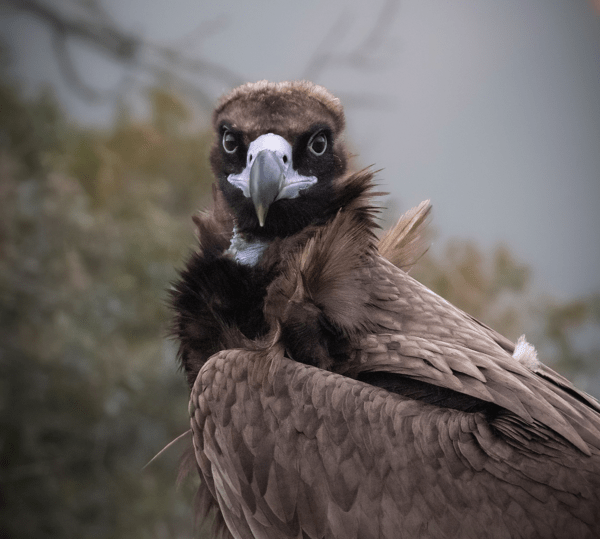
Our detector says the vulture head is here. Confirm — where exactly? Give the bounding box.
[209,81,349,240]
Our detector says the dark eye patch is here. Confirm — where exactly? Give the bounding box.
[292,124,333,174]
[308,132,327,156]
[222,130,238,153]
[217,123,247,175]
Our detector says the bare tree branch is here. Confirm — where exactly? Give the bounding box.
[1,0,399,113]
[1,0,242,106]
[302,0,400,108]
[302,11,354,82]
[3,0,139,61]
[351,0,400,60]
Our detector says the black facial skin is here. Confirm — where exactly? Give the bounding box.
[211,123,347,240]
[216,124,248,177]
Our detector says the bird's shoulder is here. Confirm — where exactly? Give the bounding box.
[349,255,600,456]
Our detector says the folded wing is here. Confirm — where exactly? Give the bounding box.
[191,347,600,539]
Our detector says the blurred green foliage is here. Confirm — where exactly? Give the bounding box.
[0,80,214,538]
[0,75,598,539]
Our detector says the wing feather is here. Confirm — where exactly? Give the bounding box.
[191,348,600,539]
[327,255,599,455]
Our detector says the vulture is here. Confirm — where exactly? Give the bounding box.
[171,80,600,539]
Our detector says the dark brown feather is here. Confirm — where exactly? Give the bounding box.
[190,184,234,257]
[213,80,346,143]
[172,80,600,538]
[191,348,600,539]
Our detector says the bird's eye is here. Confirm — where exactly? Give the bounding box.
[222,130,238,153]
[308,132,327,156]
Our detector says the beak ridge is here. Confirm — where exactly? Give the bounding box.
[249,149,285,227]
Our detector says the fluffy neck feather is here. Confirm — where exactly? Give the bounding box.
[225,225,270,266]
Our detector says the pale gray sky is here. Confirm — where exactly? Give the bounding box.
[2,0,600,299]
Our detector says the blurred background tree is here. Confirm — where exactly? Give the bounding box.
[0,70,215,537]
[0,1,599,538]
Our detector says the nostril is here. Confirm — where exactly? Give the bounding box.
[283,155,288,164]
[249,154,253,163]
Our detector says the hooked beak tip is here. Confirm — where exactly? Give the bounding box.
[255,204,267,227]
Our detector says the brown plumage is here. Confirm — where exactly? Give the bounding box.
[172,81,600,539]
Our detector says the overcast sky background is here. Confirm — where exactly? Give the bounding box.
[2,0,600,300]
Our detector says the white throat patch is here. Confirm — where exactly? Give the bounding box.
[225,226,269,266]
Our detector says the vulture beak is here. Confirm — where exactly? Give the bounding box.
[249,149,284,227]
[227,133,318,227]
